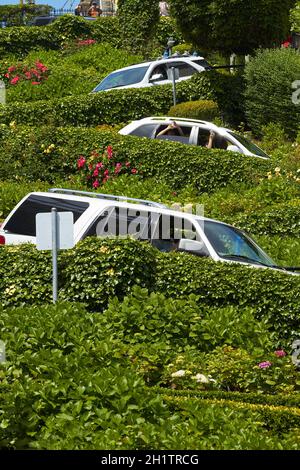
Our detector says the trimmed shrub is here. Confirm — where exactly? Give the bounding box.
[0,70,245,127]
[169,99,220,121]
[0,126,270,192]
[244,48,300,138]
[0,238,299,340]
[117,0,160,53]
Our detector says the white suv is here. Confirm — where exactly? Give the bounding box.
[0,188,296,274]
[92,55,211,93]
[119,117,270,159]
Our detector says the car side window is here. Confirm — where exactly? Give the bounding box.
[130,124,158,138]
[155,124,192,138]
[167,61,198,78]
[83,207,151,239]
[150,65,168,80]
[150,214,203,252]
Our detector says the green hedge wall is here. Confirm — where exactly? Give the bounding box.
[0,70,244,127]
[0,238,299,340]
[0,15,182,57]
[0,126,270,192]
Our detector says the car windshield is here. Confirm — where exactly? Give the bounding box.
[229,132,269,158]
[201,220,276,267]
[93,66,149,92]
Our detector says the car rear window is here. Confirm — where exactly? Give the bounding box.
[4,195,89,237]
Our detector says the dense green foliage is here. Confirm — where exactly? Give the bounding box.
[244,48,300,138]
[291,1,300,30]
[168,99,220,121]
[169,0,295,54]
[0,70,244,127]
[3,45,142,103]
[1,300,300,449]
[0,238,299,342]
[117,0,160,53]
[0,126,269,191]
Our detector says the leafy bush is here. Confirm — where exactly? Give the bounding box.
[117,0,160,53]
[0,4,52,26]
[0,238,299,341]
[4,45,142,103]
[169,99,220,121]
[244,48,300,138]
[0,70,244,127]
[0,126,269,192]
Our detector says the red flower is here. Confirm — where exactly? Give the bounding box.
[125,162,131,167]
[131,168,137,174]
[77,156,86,168]
[104,169,109,177]
[4,73,9,78]
[10,76,20,85]
[8,66,16,73]
[96,162,104,169]
[107,146,113,159]
[31,81,41,85]
[274,350,286,357]
[24,71,32,80]
[93,168,99,177]
[93,179,100,188]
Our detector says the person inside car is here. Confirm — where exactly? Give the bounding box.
[156,121,184,137]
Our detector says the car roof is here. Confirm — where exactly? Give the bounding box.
[105,56,206,75]
[23,190,230,227]
[130,116,231,133]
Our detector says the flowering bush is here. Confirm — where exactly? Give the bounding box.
[0,61,49,86]
[76,146,139,189]
[76,38,97,47]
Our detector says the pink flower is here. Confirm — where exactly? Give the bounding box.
[77,156,86,168]
[258,361,272,369]
[104,169,109,177]
[8,66,16,73]
[4,73,9,78]
[107,146,113,159]
[24,71,32,79]
[274,350,286,357]
[131,168,137,174]
[10,76,20,85]
[93,179,100,188]
[125,162,131,167]
[93,168,99,177]
[96,162,104,169]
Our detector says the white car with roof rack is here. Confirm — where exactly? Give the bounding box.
[0,188,298,275]
[119,117,270,159]
[91,54,211,93]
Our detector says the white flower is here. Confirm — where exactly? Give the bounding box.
[193,373,209,383]
[171,369,186,378]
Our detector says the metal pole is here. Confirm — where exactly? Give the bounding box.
[52,208,58,303]
[171,67,177,107]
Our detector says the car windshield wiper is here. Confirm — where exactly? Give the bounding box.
[220,254,285,270]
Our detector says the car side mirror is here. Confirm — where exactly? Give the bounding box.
[178,239,209,257]
[149,73,164,82]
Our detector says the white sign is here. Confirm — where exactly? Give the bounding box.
[36,211,74,251]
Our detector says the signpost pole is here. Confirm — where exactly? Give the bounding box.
[52,207,58,303]
[171,67,177,107]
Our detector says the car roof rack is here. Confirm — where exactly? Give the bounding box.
[48,188,167,209]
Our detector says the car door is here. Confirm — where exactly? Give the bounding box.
[147,63,170,87]
[166,60,200,83]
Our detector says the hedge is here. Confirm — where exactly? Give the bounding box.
[0,125,269,192]
[0,70,244,127]
[0,238,299,340]
[169,99,220,121]
[0,15,182,57]
[244,48,300,138]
